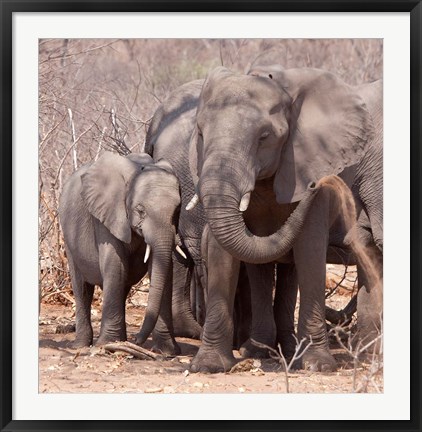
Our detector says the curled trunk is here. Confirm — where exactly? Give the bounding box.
[200,178,328,264]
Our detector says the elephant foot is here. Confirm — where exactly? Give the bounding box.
[190,345,236,373]
[95,330,126,346]
[300,348,337,372]
[70,336,92,349]
[151,332,181,357]
[239,338,273,359]
[173,316,202,340]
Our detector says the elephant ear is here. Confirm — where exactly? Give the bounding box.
[251,66,374,203]
[81,151,138,243]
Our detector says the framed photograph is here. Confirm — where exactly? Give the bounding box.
[1,1,420,431]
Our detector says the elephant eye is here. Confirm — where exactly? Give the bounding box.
[259,131,270,141]
[197,127,203,138]
[135,205,146,227]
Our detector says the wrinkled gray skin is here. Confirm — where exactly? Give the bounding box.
[188,66,382,373]
[59,152,182,353]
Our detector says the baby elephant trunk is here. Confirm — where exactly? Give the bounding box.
[135,238,174,345]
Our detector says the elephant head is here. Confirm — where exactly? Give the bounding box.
[189,66,374,263]
[80,151,182,343]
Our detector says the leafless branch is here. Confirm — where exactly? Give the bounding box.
[40,39,122,64]
[104,341,164,361]
[251,336,313,393]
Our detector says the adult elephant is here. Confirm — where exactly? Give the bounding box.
[59,152,184,354]
[186,66,382,372]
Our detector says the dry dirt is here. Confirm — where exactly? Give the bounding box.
[39,266,383,394]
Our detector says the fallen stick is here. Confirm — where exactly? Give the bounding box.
[104,341,164,361]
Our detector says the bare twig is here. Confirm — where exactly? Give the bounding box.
[330,321,383,392]
[40,39,122,64]
[251,336,313,393]
[52,110,104,187]
[104,341,164,361]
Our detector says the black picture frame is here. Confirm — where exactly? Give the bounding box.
[1,1,421,431]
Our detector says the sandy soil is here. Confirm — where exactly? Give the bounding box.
[39,272,383,394]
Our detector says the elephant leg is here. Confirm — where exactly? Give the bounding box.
[190,227,239,373]
[96,244,128,345]
[67,254,95,348]
[274,263,298,360]
[294,191,337,372]
[239,263,276,358]
[356,244,383,353]
[233,263,252,350]
[171,254,202,339]
[72,277,95,348]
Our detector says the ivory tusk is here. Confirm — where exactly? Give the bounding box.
[175,245,187,260]
[186,194,199,211]
[144,244,151,263]
[239,192,251,212]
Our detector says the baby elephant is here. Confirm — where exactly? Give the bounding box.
[59,151,184,349]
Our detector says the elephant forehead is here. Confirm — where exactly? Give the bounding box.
[203,75,279,108]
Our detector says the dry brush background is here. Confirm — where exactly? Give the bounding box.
[39,39,383,393]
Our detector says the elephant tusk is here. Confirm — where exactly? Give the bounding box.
[239,192,251,212]
[186,194,199,211]
[175,245,187,260]
[144,244,151,263]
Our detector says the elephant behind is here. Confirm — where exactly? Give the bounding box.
[59,151,183,353]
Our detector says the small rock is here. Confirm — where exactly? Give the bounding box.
[238,387,245,393]
[182,370,190,377]
[193,382,204,389]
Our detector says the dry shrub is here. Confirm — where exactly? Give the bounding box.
[39,38,383,304]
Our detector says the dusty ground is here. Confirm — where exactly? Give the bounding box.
[39,266,383,394]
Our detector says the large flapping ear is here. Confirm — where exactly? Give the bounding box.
[250,66,374,204]
[81,151,137,243]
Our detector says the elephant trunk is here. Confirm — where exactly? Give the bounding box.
[199,168,322,264]
[136,238,174,344]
